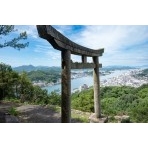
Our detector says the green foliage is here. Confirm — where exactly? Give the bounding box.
[0,63,52,105]
[100,86,137,99]
[33,88,60,105]
[32,86,48,104]
[71,85,148,122]
[8,107,19,116]
[72,89,94,112]
[27,70,61,83]
[4,97,21,103]
[101,97,120,115]
[0,63,20,99]
[0,25,29,49]
[129,98,148,122]
[0,63,61,107]
[71,115,89,123]
[137,87,148,99]
[47,92,61,105]
[1,62,148,122]
[137,83,148,91]
[108,116,118,123]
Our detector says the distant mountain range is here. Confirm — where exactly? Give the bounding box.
[102,65,136,71]
[13,65,61,72]
[13,64,148,72]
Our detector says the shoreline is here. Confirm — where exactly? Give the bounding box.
[33,69,148,93]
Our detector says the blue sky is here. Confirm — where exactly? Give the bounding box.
[0,25,148,67]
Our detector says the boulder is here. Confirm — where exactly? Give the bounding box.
[0,112,19,123]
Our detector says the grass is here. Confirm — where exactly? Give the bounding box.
[71,113,89,123]
[71,109,91,123]
[8,107,20,116]
[4,97,21,103]
[47,105,91,123]
[2,99,91,123]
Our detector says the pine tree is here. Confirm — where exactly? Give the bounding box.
[0,25,29,49]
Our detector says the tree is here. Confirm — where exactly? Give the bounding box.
[129,98,148,122]
[0,25,29,49]
[18,72,34,102]
[0,63,12,99]
[0,63,20,99]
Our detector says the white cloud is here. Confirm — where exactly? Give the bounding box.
[34,45,52,53]
[34,44,61,61]
[73,25,148,52]
[46,50,61,60]
[65,25,148,66]
[31,25,148,66]
[16,25,38,38]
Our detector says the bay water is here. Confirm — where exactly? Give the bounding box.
[43,70,129,93]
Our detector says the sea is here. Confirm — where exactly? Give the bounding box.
[42,70,130,94]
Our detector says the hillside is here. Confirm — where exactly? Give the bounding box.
[101,66,136,71]
[137,68,148,77]
[13,65,61,72]
[13,64,139,72]
[27,70,61,83]
[71,84,148,122]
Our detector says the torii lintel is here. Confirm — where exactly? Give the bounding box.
[36,25,104,57]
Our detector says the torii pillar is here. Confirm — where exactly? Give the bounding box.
[36,25,108,123]
[89,56,108,123]
[93,56,101,118]
[61,50,71,122]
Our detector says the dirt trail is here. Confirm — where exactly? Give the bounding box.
[16,104,61,123]
[0,101,89,123]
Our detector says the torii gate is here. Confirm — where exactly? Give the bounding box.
[37,25,106,123]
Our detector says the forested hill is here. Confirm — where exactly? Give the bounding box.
[13,65,138,73]
[71,84,148,122]
[137,68,148,77]
[101,66,136,71]
[1,62,148,123]
[27,70,61,83]
[13,65,61,72]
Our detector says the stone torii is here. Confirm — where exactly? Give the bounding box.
[37,25,106,123]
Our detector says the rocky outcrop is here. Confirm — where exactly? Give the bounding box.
[114,115,130,123]
[0,112,19,123]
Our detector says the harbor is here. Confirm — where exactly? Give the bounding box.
[41,69,148,94]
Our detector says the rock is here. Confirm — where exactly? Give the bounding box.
[5,113,19,123]
[0,112,5,123]
[121,115,130,123]
[89,113,108,123]
[114,115,130,123]
[114,116,122,120]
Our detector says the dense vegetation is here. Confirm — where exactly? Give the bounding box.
[136,68,148,77]
[26,70,61,83]
[13,65,61,83]
[0,63,51,103]
[71,85,148,122]
[12,65,138,84]
[1,63,148,122]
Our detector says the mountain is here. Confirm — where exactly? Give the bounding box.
[13,64,147,73]
[13,65,61,72]
[135,65,148,68]
[101,65,136,71]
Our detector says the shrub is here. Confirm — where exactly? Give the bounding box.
[8,107,19,116]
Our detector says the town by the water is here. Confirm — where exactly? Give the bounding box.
[101,69,148,87]
[33,68,148,93]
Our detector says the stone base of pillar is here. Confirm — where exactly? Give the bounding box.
[89,113,108,123]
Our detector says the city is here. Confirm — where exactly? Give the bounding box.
[101,69,148,88]
[32,69,148,93]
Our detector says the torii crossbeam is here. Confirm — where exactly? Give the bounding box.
[37,25,104,123]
